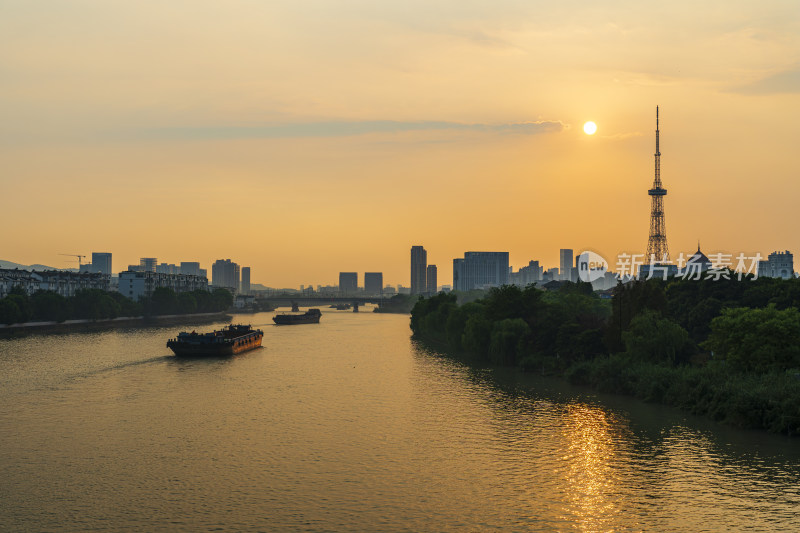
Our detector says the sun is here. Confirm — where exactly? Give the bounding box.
[583,121,597,135]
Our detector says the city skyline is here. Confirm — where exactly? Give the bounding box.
[2,238,797,290]
[3,2,800,287]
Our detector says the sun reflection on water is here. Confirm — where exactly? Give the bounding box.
[559,403,627,532]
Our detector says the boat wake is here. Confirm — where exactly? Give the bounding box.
[66,354,173,382]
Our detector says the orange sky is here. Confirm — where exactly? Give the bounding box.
[2,1,799,287]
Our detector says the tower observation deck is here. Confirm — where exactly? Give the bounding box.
[646,106,669,261]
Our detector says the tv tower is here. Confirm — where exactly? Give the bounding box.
[646,106,670,262]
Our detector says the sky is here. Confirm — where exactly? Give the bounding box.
[2,0,800,287]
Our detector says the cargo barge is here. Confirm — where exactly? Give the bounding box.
[167,324,263,356]
[273,308,322,325]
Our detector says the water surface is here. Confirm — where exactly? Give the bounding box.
[1,310,798,531]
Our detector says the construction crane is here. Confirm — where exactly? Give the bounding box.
[59,253,87,270]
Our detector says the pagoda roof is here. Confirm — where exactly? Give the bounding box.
[687,245,711,265]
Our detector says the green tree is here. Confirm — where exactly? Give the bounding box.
[30,290,70,322]
[108,291,142,317]
[623,309,692,365]
[606,279,668,352]
[177,292,198,314]
[150,287,179,315]
[6,293,32,322]
[488,318,530,366]
[462,314,492,359]
[0,298,23,325]
[72,289,121,320]
[411,292,456,340]
[211,288,233,311]
[703,306,800,373]
[444,301,484,350]
[192,290,213,312]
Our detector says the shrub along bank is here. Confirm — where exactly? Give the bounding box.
[410,278,800,435]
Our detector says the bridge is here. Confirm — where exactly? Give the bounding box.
[257,294,393,312]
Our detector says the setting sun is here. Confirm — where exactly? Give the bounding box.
[583,121,597,135]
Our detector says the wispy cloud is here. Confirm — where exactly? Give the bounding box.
[138,120,564,141]
[730,67,800,95]
[600,131,644,141]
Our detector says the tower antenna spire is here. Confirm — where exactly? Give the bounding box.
[646,106,669,262]
[656,105,660,159]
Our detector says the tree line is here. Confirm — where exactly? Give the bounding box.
[410,275,800,435]
[0,286,233,325]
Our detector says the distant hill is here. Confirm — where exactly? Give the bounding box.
[0,260,67,271]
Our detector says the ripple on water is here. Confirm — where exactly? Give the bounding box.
[1,312,800,531]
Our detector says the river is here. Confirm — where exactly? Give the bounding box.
[1,309,798,531]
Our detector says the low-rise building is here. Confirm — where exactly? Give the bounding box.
[118,270,209,302]
[0,268,110,298]
[759,250,794,279]
[234,294,256,309]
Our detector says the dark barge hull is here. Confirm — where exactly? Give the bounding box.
[273,309,322,325]
[167,325,263,356]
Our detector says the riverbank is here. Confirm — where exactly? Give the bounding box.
[0,312,232,338]
[409,285,800,437]
[415,333,800,436]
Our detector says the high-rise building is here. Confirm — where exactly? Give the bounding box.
[364,272,383,295]
[560,249,573,281]
[509,260,542,286]
[452,252,509,291]
[339,272,358,294]
[139,257,157,273]
[241,267,251,294]
[92,252,112,276]
[212,259,240,292]
[180,262,201,277]
[156,263,179,275]
[410,246,427,295]
[426,265,438,294]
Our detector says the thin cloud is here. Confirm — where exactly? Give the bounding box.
[139,120,564,141]
[730,67,800,95]
[600,131,644,140]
